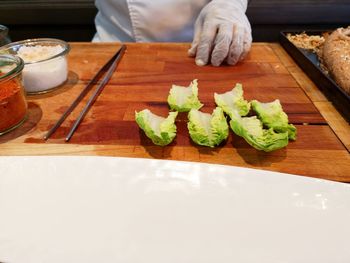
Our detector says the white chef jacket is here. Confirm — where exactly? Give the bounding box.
[93,0,210,42]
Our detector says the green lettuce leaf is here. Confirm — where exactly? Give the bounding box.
[135,109,178,146]
[187,107,229,147]
[251,99,297,140]
[229,110,289,152]
[214,83,251,117]
[167,79,203,112]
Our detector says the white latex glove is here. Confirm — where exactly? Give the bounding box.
[188,0,252,66]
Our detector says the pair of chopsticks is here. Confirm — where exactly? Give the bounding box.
[44,45,126,142]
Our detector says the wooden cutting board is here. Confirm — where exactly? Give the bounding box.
[1,43,349,182]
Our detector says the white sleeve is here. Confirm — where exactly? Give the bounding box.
[93,0,135,42]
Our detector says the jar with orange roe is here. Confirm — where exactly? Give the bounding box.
[0,55,27,135]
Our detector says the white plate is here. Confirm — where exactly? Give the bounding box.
[0,156,349,263]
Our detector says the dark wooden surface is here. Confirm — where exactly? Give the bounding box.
[1,43,349,182]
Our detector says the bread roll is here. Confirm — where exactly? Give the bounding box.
[322,27,350,95]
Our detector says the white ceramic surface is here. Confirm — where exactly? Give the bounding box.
[0,156,349,263]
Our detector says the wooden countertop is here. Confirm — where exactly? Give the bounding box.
[1,43,349,182]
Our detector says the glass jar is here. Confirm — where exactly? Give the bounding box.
[0,54,27,135]
[0,25,11,47]
[1,38,70,94]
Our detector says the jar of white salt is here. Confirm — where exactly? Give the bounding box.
[0,38,70,94]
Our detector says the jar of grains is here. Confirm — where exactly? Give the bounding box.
[0,54,27,135]
[1,38,70,94]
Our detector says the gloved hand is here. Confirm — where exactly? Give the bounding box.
[188,0,252,66]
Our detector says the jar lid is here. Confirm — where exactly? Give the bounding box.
[0,54,24,83]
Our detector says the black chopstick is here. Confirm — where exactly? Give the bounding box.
[44,44,126,141]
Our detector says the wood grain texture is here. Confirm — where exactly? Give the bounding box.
[1,43,349,182]
[269,43,350,152]
[314,101,350,151]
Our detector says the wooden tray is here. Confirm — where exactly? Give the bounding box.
[279,30,350,123]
